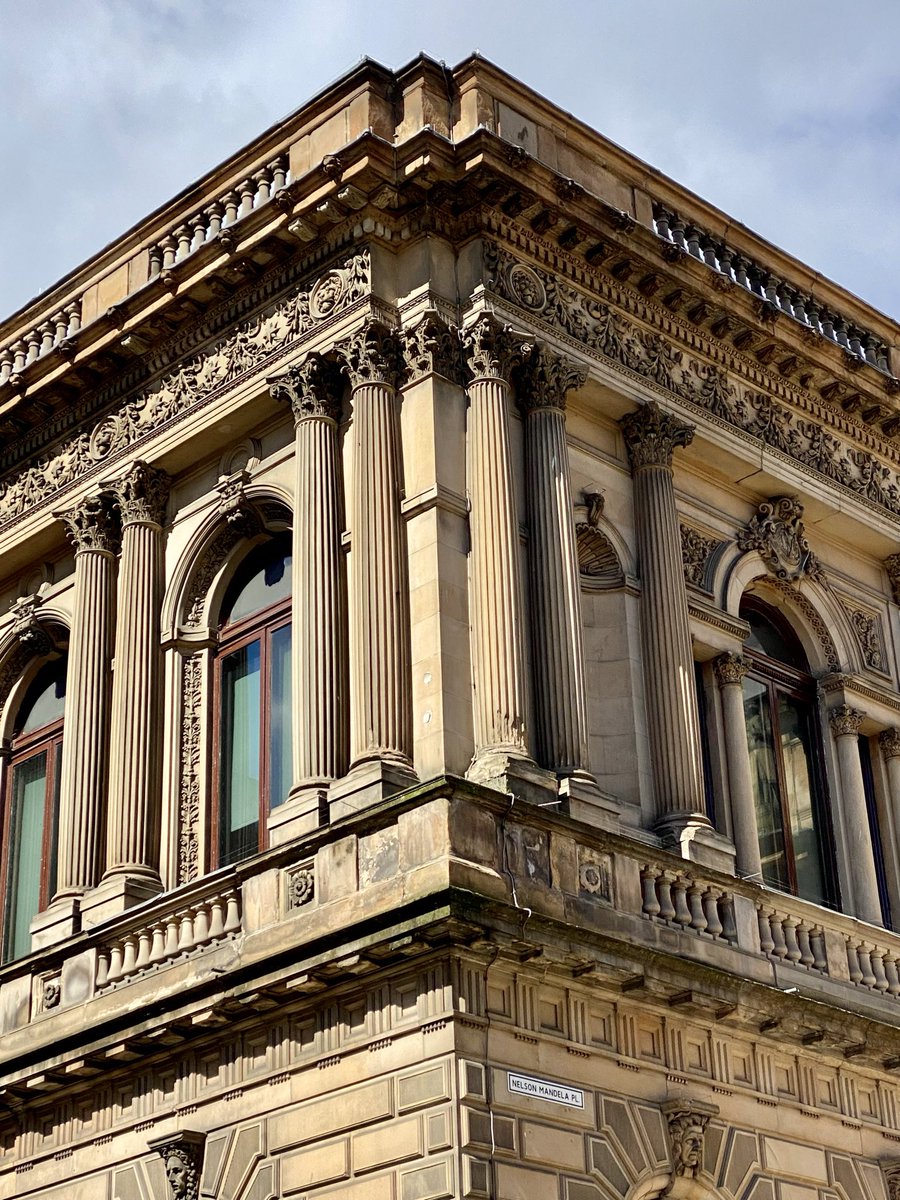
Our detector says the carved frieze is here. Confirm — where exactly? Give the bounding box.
[178,655,203,885]
[487,243,900,523]
[0,251,369,531]
[847,607,885,672]
[737,497,824,584]
[680,524,720,589]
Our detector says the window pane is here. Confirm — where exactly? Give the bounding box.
[743,677,790,891]
[18,662,66,735]
[269,623,292,810]
[223,540,291,626]
[220,642,261,866]
[778,694,828,906]
[6,751,48,960]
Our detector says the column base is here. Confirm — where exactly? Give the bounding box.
[80,873,163,929]
[558,771,622,830]
[30,894,82,951]
[269,783,330,846]
[655,812,736,875]
[329,758,418,822]
[467,749,557,807]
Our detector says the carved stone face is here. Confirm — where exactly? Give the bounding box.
[682,1128,703,1166]
[165,1154,190,1200]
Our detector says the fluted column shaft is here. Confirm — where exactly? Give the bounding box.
[714,654,763,880]
[463,316,530,759]
[621,402,705,823]
[55,495,119,895]
[831,706,882,925]
[271,356,346,789]
[340,322,412,768]
[518,347,589,773]
[104,462,169,881]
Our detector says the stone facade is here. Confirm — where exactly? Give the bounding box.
[0,52,898,1200]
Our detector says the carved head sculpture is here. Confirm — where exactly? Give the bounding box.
[664,1105,713,1179]
[164,1148,198,1200]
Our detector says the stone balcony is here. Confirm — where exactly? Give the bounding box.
[3,777,900,1099]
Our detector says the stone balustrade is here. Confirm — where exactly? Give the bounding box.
[756,902,828,974]
[846,933,900,997]
[652,202,893,375]
[95,884,241,989]
[639,862,737,943]
[0,300,82,384]
[147,153,291,278]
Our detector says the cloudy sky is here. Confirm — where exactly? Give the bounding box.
[3,0,899,323]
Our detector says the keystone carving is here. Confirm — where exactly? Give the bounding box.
[269,352,344,422]
[620,401,695,471]
[214,471,260,538]
[514,344,587,412]
[401,311,464,384]
[148,1131,206,1200]
[662,1100,716,1179]
[886,554,900,605]
[56,492,120,554]
[883,1162,900,1200]
[737,497,824,584]
[105,460,170,527]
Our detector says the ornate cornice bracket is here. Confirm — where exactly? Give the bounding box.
[104,460,170,528]
[268,352,344,423]
[55,491,120,554]
[148,1130,206,1200]
[737,497,824,584]
[620,401,694,471]
[514,343,587,412]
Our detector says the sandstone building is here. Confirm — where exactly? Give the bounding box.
[1,51,900,1200]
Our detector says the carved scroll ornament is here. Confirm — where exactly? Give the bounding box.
[737,497,824,584]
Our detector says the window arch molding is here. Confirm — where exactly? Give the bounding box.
[0,613,69,745]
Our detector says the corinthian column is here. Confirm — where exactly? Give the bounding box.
[269,354,346,836]
[830,705,882,925]
[97,462,169,911]
[461,314,542,793]
[713,653,763,880]
[620,401,707,836]
[331,320,415,814]
[516,345,594,784]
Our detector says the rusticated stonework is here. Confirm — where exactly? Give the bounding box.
[737,497,824,583]
[0,252,369,530]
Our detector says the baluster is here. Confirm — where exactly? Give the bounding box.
[208,894,226,939]
[859,943,877,988]
[777,284,795,319]
[848,327,863,358]
[805,298,820,336]
[193,902,210,945]
[687,884,707,933]
[206,201,223,238]
[820,310,836,341]
[702,889,723,940]
[224,890,241,933]
[758,907,775,955]
[222,191,239,227]
[175,225,192,261]
[160,235,178,270]
[847,939,864,984]
[877,346,890,373]
[834,318,850,348]
[270,157,287,193]
[96,950,110,989]
[238,179,256,218]
[0,351,12,385]
[670,214,687,249]
[769,915,788,961]
[796,922,814,969]
[685,226,703,259]
[11,341,26,372]
[177,911,195,952]
[673,876,693,928]
[732,254,750,290]
[811,930,828,973]
[190,214,207,252]
[53,310,68,344]
[762,273,779,306]
[640,867,660,917]
[254,166,273,204]
[783,917,802,964]
[654,206,672,240]
[38,322,54,356]
[657,872,676,921]
[121,934,138,978]
[106,942,124,984]
[791,294,808,325]
[148,244,163,278]
[26,330,41,364]
[701,235,718,269]
[717,244,733,280]
[885,954,900,997]
[872,948,889,992]
[134,928,152,971]
[719,898,737,944]
[149,923,167,964]
[164,916,180,958]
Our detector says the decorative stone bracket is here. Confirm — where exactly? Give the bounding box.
[737,496,824,584]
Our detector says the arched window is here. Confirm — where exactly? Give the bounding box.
[740,597,837,907]
[213,535,292,868]
[2,657,66,961]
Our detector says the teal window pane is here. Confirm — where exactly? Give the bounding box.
[269,623,292,810]
[779,694,828,906]
[743,677,790,892]
[220,642,261,866]
[6,751,47,961]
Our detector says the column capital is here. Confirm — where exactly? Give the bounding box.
[620,400,695,470]
[269,352,343,423]
[336,319,402,390]
[515,343,586,413]
[401,311,464,385]
[460,313,524,383]
[713,651,750,687]
[880,727,900,758]
[830,703,865,737]
[105,461,170,527]
[55,492,120,553]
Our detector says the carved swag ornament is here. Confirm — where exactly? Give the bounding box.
[737,497,824,584]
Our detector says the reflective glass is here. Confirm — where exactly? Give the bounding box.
[269,624,292,810]
[6,752,47,961]
[220,642,261,866]
[779,694,827,906]
[223,542,291,626]
[743,608,805,669]
[18,664,66,735]
[743,677,789,890]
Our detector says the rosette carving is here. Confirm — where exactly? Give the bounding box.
[56,492,120,553]
[619,401,694,471]
[106,460,170,527]
[269,352,343,423]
